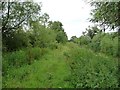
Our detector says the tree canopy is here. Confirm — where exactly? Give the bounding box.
[89,2,119,31]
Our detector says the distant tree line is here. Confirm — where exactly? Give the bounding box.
[1,1,68,51]
[70,2,119,57]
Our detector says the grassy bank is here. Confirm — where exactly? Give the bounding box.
[2,43,119,88]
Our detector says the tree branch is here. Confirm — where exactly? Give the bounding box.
[2,9,31,31]
[2,2,10,29]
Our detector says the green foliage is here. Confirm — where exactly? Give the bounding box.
[2,43,119,88]
[49,41,58,49]
[2,1,68,51]
[2,46,71,88]
[2,1,41,31]
[36,29,56,48]
[56,31,68,43]
[88,32,118,57]
[26,47,42,64]
[86,26,101,39]
[2,47,49,76]
[112,37,118,57]
[2,2,42,50]
[79,35,91,45]
[70,36,79,44]
[90,2,119,30]
[100,34,118,57]
[48,21,68,43]
[64,43,118,88]
[4,29,30,51]
[39,13,50,27]
[2,1,119,88]
[100,34,113,54]
[90,33,104,52]
[38,29,57,48]
[3,50,27,76]
[48,21,64,31]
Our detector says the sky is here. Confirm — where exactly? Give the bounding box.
[34,0,94,39]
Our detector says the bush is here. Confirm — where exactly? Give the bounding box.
[100,34,118,57]
[79,36,91,45]
[63,45,118,88]
[88,33,118,57]
[2,47,49,75]
[26,47,42,64]
[112,37,118,57]
[49,41,58,49]
[70,36,79,44]
[4,30,30,51]
[3,50,26,67]
[2,50,27,76]
[56,30,68,44]
[90,33,104,52]
[100,34,113,55]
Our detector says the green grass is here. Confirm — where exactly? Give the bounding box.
[64,43,118,88]
[3,46,71,88]
[2,42,119,88]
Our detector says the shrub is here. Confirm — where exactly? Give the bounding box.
[3,50,26,67]
[64,46,118,88]
[4,30,30,51]
[56,30,68,44]
[112,37,118,57]
[79,36,91,45]
[100,34,118,57]
[26,47,42,64]
[100,34,113,55]
[49,41,58,49]
[3,47,49,72]
[70,36,79,44]
[88,33,118,57]
[90,33,104,52]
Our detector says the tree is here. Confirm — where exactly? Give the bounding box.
[56,31,68,43]
[28,21,57,48]
[89,2,119,31]
[39,13,50,27]
[86,26,100,39]
[1,1,41,31]
[48,21,68,43]
[48,21,64,31]
[79,35,91,45]
[82,31,87,36]
[70,36,79,43]
[1,1,42,50]
[4,29,30,51]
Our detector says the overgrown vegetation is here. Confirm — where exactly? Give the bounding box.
[64,43,118,88]
[2,1,119,88]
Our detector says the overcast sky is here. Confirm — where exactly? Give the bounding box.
[35,0,94,39]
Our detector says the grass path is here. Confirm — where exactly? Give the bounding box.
[3,43,118,88]
[3,46,72,88]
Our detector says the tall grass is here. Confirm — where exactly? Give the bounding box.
[64,43,118,88]
[2,47,50,76]
[2,43,119,88]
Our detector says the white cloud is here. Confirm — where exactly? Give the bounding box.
[34,0,93,39]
